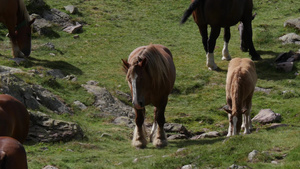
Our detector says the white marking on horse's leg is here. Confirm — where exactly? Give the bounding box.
[227,114,232,137]
[149,122,157,142]
[241,114,246,130]
[244,112,251,134]
[132,124,147,148]
[233,116,238,135]
[206,53,218,70]
[222,42,231,61]
[153,124,167,148]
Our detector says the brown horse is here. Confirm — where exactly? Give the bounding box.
[122,44,176,148]
[181,0,261,70]
[0,94,30,143]
[0,0,35,57]
[224,58,257,136]
[0,136,28,169]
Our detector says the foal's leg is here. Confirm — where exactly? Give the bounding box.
[227,113,233,137]
[206,26,221,70]
[152,104,168,148]
[243,96,253,134]
[132,108,147,148]
[222,27,232,61]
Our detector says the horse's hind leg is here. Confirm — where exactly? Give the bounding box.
[152,105,168,148]
[222,27,231,61]
[206,26,221,70]
[132,108,147,148]
[242,20,261,60]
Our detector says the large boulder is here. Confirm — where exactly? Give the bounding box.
[284,18,300,31]
[252,109,281,124]
[82,81,134,118]
[28,111,84,142]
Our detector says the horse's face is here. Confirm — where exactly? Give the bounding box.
[123,58,149,110]
[15,18,35,57]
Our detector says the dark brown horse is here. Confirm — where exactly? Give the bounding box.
[181,0,261,70]
[0,0,35,57]
[122,44,176,148]
[0,136,28,169]
[0,94,30,144]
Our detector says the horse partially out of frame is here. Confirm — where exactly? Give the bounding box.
[181,0,261,70]
[122,44,176,148]
[0,0,35,57]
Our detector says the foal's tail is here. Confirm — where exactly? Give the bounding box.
[180,0,202,24]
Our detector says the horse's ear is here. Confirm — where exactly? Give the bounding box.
[122,59,130,73]
[29,18,36,26]
[138,58,147,68]
[0,150,6,163]
[252,13,257,20]
[223,105,232,114]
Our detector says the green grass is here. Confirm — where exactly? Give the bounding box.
[1,0,300,168]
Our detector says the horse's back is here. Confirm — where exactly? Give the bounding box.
[0,95,29,143]
[195,0,253,26]
[0,136,28,169]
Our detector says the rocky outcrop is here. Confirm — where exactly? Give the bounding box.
[252,109,281,124]
[0,73,72,114]
[28,111,84,142]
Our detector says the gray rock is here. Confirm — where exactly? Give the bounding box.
[43,42,55,50]
[279,33,300,45]
[267,123,288,129]
[255,87,271,94]
[30,14,53,35]
[47,69,65,79]
[0,73,72,114]
[228,164,249,169]
[191,131,220,140]
[64,5,78,14]
[181,164,196,169]
[42,8,73,28]
[42,165,58,169]
[284,18,300,31]
[113,116,134,128]
[168,134,188,140]
[164,123,190,136]
[248,150,259,162]
[63,23,83,34]
[82,83,134,118]
[0,65,23,75]
[28,111,84,142]
[73,100,87,110]
[252,109,281,124]
[276,62,294,72]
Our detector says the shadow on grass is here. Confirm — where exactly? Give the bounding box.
[27,57,83,76]
[254,50,298,81]
[169,137,225,149]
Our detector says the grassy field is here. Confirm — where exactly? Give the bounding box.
[1,0,300,168]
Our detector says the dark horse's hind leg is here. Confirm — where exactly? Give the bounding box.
[150,102,168,148]
[132,108,147,148]
[241,21,261,60]
[222,27,232,61]
[205,26,221,70]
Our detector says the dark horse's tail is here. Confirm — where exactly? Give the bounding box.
[180,0,202,24]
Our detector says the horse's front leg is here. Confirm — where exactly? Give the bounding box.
[222,27,231,61]
[152,105,167,148]
[7,28,24,58]
[132,108,147,149]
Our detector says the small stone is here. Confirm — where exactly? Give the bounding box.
[248,150,259,162]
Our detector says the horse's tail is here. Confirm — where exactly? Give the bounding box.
[180,0,202,24]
